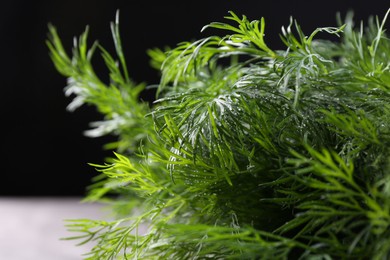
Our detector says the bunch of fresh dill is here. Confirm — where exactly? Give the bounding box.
[47,8,390,259]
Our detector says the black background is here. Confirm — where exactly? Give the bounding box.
[1,1,388,196]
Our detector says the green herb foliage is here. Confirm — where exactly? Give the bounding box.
[47,8,390,259]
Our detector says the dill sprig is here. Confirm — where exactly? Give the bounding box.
[48,8,390,259]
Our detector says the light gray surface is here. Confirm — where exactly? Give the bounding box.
[0,197,110,260]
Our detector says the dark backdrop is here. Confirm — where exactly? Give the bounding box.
[1,1,388,196]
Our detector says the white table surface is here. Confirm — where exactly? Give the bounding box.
[0,197,110,260]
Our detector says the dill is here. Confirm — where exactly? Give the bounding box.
[47,8,390,259]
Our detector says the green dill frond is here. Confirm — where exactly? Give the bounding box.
[49,8,390,260]
[47,13,152,153]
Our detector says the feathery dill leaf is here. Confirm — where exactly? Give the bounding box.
[48,8,390,259]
